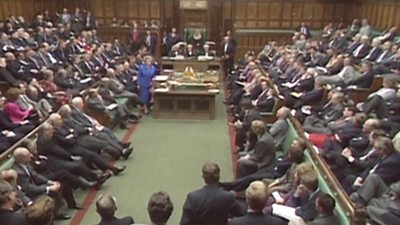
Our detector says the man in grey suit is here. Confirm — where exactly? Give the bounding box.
[303,92,345,134]
[237,120,276,178]
[70,97,131,150]
[316,57,359,86]
[269,107,290,150]
[0,179,30,225]
[350,174,400,225]
[12,147,71,220]
[233,99,261,152]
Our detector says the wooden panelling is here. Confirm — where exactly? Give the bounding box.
[15,0,164,27]
[1,0,399,62]
[235,30,293,59]
[231,0,355,29]
[360,0,400,30]
[2,0,398,31]
[162,0,176,29]
[0,0,35,21]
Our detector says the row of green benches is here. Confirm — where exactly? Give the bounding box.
[279,116,366,225]
[0,120,48,171]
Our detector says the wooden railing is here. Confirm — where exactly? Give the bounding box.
[0,119,49,162]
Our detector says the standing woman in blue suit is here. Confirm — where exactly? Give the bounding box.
[139,55,156,114]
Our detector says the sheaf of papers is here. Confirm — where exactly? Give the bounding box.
[235,81,246,86]
[80,77,92,83]
[198,56,213,61]
[172,55,185,60]
[153,75,169,81]
[301,106,311,115]
[154,88,170,92]
[207,89,220,93]
[313,145,320,154]
[106,103,118,110]
[316,66,328,73]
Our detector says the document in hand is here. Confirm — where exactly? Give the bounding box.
[106,103,118,110]
[80,77,92,83]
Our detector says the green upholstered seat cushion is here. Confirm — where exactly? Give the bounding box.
[116,98,128,105]
[281,119,298,154]
[304,150,349,225]
[0,157,15,172]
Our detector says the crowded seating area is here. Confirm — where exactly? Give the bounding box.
[0,7,151,223]
[223,17,400,225]
[0,2,400,225]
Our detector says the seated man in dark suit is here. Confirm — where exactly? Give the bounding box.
[70,96,131,150]
[270,107,290,150]
[35,124,111,189]
[308,193,339,225]
[50,112,127,160]
[271,171,323,224]
[237,120,276,178]
[58,105,133,159]
[87,87,136,129]
[180,162,245,225]
[320,113,367,162]
[12,147,71,220]
[363,38,382,62]
[349,174,400,225]
[96,193,134,225]
[0,169,32,210]
[227,181,281,225]
[348,61,374,89]
[221,138,305,192]
[0,179,30,225]
[0,57,21,87]
[184,44,198,58]
[232,99,261,153]
[253,83,277,113]
[343,136,400,194]
[303,92,345,133]
[291,81,325,110]
[332,129,386,182]
[147,191,174,225]
[198,44,215,57]
[49,113,126,176]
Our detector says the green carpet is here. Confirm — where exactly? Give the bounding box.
[56,93,234,225]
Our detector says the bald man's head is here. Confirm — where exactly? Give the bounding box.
[96,193,117,220]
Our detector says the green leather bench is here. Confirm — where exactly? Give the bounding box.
[282,119,350,225]
[0,157,14,172]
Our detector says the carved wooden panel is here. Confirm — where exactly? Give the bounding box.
[231,0,355,29]
[361,0,400,29]
[235,2,246,20]
[235,30,293,60]
[180,0,208,10]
